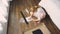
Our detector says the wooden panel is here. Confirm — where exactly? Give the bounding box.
[7,1,22,34]
[24,23,51,34]
[7,0,60,34]
[41,14,60,34]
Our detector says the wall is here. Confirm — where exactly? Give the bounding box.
[39,0,60,29]
[0,0,12,34]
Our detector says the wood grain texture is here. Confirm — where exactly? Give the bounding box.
[7,0,60,34]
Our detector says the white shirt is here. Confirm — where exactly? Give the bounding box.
[33,7,46,21]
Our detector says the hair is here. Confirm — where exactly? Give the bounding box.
[30,5,41,12]
[29,0,41,12]
[33,0,41,6]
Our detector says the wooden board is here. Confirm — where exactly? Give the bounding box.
[24,23,51,34]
